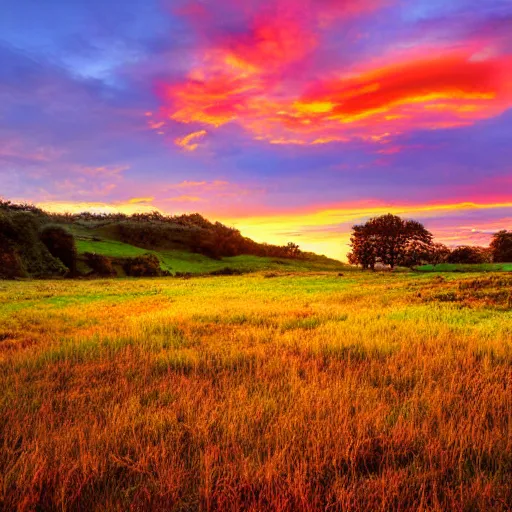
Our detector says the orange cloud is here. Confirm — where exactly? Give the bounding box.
[175,130,207,151]
[156,0,512,149]
[128,197,154,204]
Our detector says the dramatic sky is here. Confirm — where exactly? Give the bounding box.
[2,0,511,259]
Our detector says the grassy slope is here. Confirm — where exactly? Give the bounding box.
[1,272,512,510]
[75,237,348,274]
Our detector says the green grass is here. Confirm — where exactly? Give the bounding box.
[75,238,348,275]
[76,238,148,258]
[418,263,512,272]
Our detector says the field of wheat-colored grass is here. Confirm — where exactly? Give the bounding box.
[1,272,511,511]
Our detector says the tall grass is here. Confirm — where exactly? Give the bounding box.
[0,272,511,510]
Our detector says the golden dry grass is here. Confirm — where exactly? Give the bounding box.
[0,272,511,511]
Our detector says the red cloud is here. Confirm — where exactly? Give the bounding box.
[156,0,512,148]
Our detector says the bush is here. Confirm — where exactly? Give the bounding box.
[209,267,244,276]
[40,225,78,275]
[84,253,116,277]
[123,254,163,277]
[174,272,193,279]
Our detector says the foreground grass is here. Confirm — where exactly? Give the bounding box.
[0,272,511,511]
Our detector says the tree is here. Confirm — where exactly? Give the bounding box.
[285,242,301,258]
[490,230,512,263]
[349,214,433,269]
[40,225,77,275]
[447,246,488,264]
[426,243,451,268]
[348,225,376,270]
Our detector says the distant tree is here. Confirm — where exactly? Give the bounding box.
[349,214,433,269]
[427,243,451,268]
[401,239,434,269]
[447,246,488,264]
[40,225,77,275]
[490,230,512,263]
[285,242,301,258]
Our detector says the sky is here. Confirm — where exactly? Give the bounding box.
[1,0,511,259]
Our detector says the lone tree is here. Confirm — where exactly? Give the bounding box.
[490,230,512,263]
[348,214,433,269]
[40,225,77,276]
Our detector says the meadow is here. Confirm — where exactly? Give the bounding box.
[1,271,512,511]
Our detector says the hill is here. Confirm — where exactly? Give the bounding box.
[0,200,347,278]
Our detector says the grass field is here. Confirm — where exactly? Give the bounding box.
[1,272,512,510]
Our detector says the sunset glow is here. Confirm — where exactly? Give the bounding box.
[2,0,511,258]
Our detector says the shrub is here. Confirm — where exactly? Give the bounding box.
[84,253,116,277]
[209,267,244,276]
[123,254,163,277]
[40,225,78,275]
[174,272,193,279]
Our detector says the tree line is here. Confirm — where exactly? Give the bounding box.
[348,214,511,269]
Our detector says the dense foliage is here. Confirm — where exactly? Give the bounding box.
[40,225,78,276]
[348,214,433,269]
[0,208,67,278]
[447,245,490,264]
[490,230,512,263]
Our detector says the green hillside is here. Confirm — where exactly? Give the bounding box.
[74,237,348,275]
